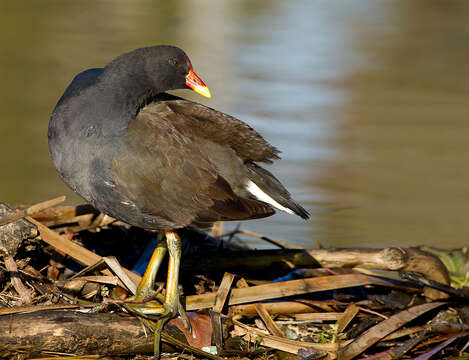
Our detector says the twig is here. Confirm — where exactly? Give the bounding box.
[357,305,389,320]
[3,256,32,304]
[317,248,450,300]
[400,271,469,299]
[0,303,96,316]
[415,333,468,360]
[103,256,137,295]
[232,229,304,249]
[0,196,65,226]
[294,312,351,321]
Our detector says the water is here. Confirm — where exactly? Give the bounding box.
[0,1,468,249]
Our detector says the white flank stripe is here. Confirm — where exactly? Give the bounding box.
[246,180,294,215]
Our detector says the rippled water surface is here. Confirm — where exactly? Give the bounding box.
[1,1,468,248]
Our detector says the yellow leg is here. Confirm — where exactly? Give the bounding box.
[124,230,182,359]
[162,230,181,317]
[134,231,167,301]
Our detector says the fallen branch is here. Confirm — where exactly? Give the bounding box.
[306,247,450,299]
[0,309,212,358]
[0,310,154,357]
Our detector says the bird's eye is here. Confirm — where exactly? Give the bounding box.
[168,58,179,67]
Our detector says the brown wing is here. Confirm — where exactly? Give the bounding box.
[144,93,281,163]
[110,104,275,229]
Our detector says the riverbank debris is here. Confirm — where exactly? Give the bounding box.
[0,197,468,359]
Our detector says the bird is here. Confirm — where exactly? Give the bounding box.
[48,45,309,356]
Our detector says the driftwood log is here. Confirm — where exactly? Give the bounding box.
[307,247,450,299]
[0,310,186,358]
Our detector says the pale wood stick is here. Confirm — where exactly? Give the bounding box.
[237,278,285,338]
[26,216,142,286]
[294,312,346,321]
[30,204,97,223]
[237,229,304,249]
[103,256,137,295]
[186,273,400,310]
[0,196,65,226]
[212,272,235,313]
[0,303,96,316]
[336,303,359,333]
[229,300,345,317]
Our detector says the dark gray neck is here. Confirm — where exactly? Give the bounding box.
[50,70,162,144]
[99,64,160,120]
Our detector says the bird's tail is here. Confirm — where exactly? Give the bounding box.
[244,161,310,219]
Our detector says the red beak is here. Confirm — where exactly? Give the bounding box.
[186,69,211,98]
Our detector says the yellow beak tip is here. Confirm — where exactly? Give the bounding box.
[192,85,212,98]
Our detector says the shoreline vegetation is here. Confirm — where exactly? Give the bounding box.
[0,197,468,359]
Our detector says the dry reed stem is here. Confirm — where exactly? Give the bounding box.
[237,277,285,338]
[336,303,359,333]
[212,272,235,313]
[27,216,142,286]
[0,196,65,226]
[186,273,401,310]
